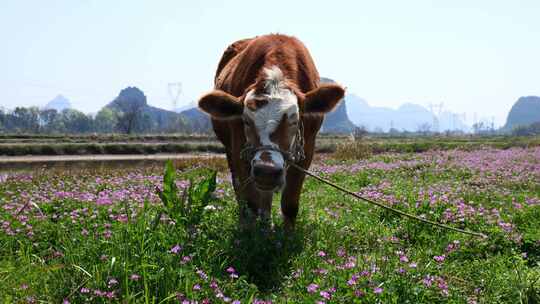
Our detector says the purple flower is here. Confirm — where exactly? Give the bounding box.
[373,287,383,294]
[307,283,319,293]
[108,278,118,287]
[170,244,182,254]
[317,251,326,257]
[130,274,141,281]
[196,270,208,280]
[193,284,201,291]
[433,255,446,262]
[320,291,331,300]
[180,255,191,264]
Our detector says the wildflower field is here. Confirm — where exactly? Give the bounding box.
[1,146,539,303]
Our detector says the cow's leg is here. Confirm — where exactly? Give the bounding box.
[281,122,319,231]
[280,167,305,231]
[258,190,274,228]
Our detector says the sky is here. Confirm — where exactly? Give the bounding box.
[1,0,539,126]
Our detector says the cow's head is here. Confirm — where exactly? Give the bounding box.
[199,66,344,192]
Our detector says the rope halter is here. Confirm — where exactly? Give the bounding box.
[240,119,305,166]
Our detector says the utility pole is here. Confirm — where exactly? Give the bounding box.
[428,102,444,133]
[168,82,182,111]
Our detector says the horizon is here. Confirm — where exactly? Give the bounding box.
[2,1,540,127]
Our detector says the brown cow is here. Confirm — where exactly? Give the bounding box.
[198,34,344,230]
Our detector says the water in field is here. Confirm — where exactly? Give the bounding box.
[0,153,224,173]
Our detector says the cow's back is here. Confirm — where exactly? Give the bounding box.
[214,34,320,97]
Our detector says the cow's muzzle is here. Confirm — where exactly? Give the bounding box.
[250,148,286,192]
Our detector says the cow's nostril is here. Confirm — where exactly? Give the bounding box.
[253,163,283,179]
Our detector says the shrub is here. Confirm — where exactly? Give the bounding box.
[332,140,372,160]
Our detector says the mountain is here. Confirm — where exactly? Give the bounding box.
[180,107,212,133]
[44,95,72,112]
[105,87,189,133]
[175,101,198,113]
[346,94,430,131]
[345,95,467,132]
[320,77,356,133]
[503,96,540,130]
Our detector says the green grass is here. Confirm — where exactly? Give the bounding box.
[0,146,539,303]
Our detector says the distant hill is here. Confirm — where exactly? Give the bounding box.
[503,96,540,130]
[175,101,197,113]
[44,95,72,112]
[180,107,212,133]
[346,94,431,131]
[346,94,467,132]
[320,77,356,133]
[105,87,189,133]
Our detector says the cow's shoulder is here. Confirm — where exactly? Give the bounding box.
[215,38,254,84]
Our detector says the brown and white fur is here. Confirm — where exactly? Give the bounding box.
[198,34,344,230]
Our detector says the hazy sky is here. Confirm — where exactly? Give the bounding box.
[2,0,539,126]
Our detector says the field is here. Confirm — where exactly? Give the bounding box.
[1,134,539,156]
[1,143,539,303]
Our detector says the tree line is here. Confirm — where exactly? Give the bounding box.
[0,106,192,134]
[0,87,205,134]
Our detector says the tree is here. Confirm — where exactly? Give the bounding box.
[94,108,118,133]
[352,126,368,141]
[109,87,147,134]
[61,109,93,133]
[12,107,40,132]
[39,109,59,133]
[417,123,432,135]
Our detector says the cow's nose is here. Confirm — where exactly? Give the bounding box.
[253,163,283,179]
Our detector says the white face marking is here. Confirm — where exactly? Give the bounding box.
[243,66,299,156]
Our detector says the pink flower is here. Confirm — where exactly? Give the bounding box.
[180,255,191,264]
[317,251,326,257]
[108,278,118,287]
[307,283,319,293]
[433,255,446,262]
[130,274,141,281]
[320,291,331,300]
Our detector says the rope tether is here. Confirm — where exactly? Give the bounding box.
[288,162,487,238]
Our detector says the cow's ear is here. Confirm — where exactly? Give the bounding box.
[302,84,345,115]
[198,90,244,120]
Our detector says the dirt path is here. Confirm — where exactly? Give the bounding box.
[0,153,224,163]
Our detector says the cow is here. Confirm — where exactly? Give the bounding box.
[198,34,344,230]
